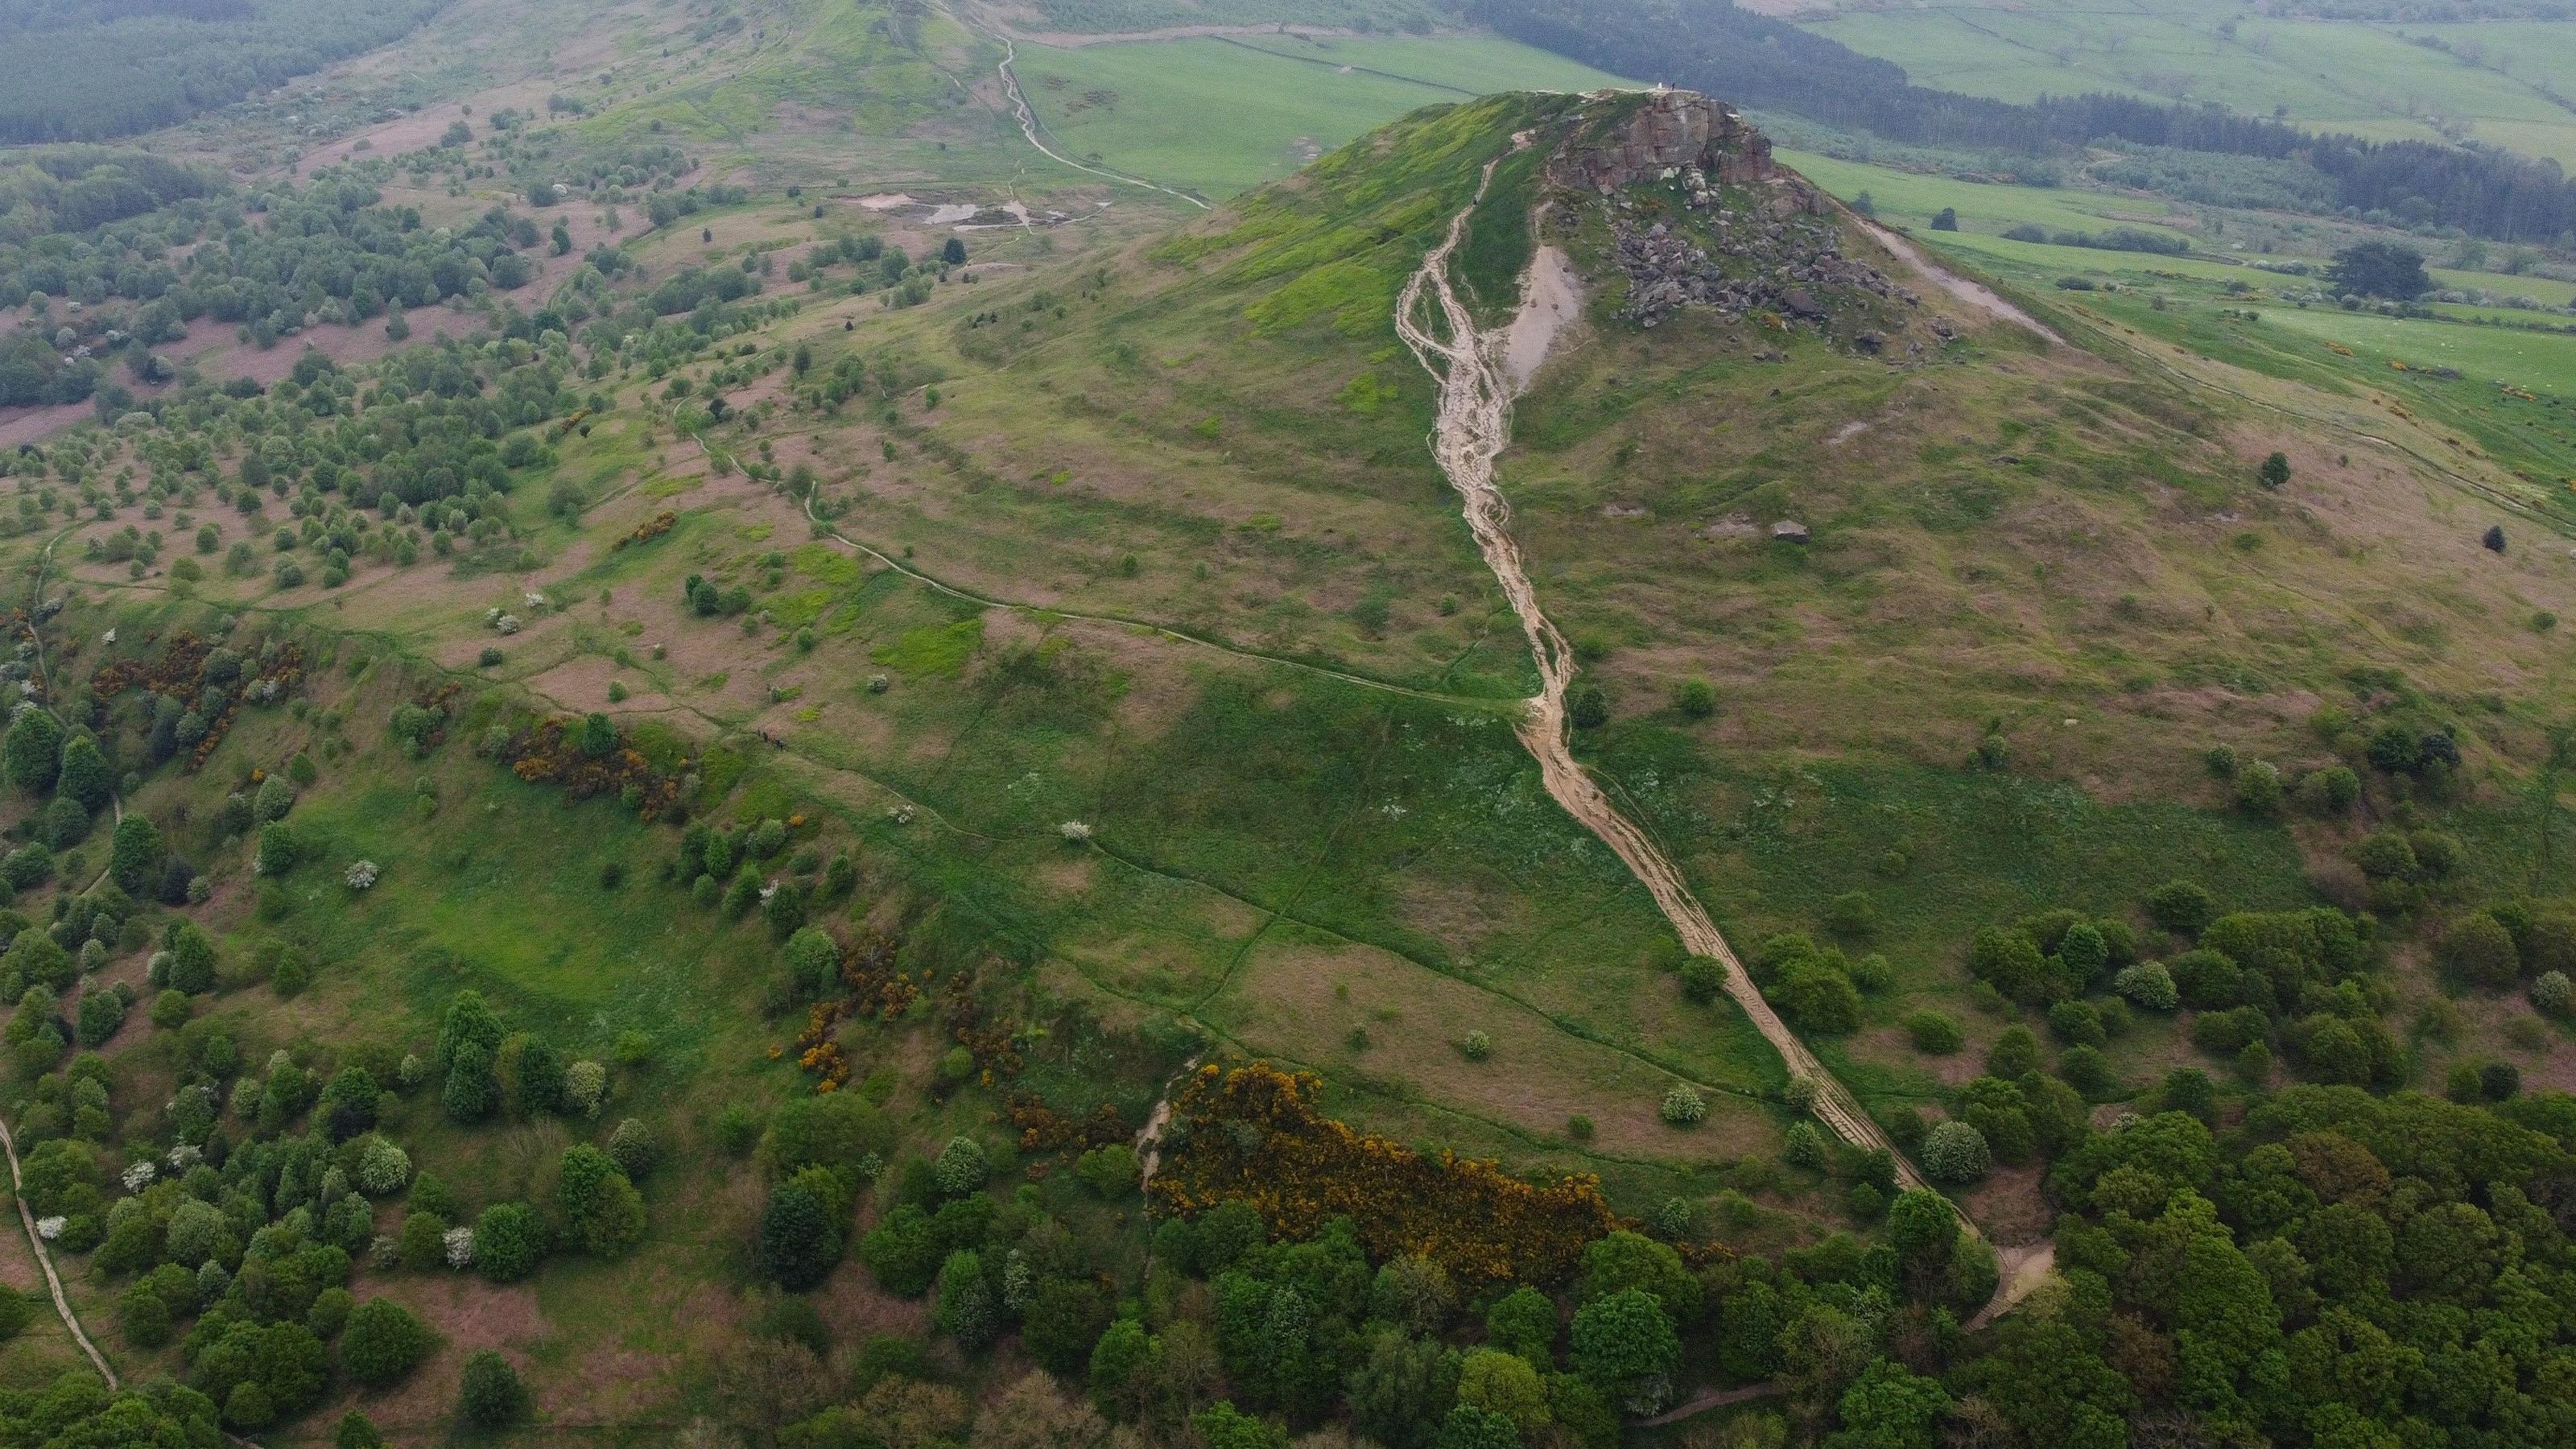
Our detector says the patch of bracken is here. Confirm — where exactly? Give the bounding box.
[1149,1062,1654,1288]
[498,716,685,819]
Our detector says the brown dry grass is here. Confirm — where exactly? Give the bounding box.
[1220,934,1780,1162]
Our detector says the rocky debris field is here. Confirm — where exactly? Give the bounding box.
[1602,171,1912,343]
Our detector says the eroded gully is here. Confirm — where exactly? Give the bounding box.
[1393,152,1935,1198]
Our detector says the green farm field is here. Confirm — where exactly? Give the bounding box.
[1779,148,2191,242]
[1777,147,2576,459]
[1011,32,1635,197]
[1801,0,2576,167]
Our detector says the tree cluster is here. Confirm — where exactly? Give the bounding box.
[0,0,446,143]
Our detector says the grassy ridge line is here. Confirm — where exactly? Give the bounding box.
[669,378,1528,702]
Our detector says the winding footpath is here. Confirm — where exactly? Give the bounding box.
[1394,152,1931,1195]
[985,30,1210,210]
[0,1113,114,1385]
[7,531,120,1387]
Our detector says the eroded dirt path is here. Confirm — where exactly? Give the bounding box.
[1963,1241,2057,1331]
[8,536,121,1389]
[1395,155,1932,1197]
[1858,219,2062,346]
[1133,1055,1204,1190]
[0,1114,114,1387]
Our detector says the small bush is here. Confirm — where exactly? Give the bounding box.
[1659,1084,1707,1126]
[1922,1121,1991,1183]
[1459,1030,1492,1062]
[2046,1000,2106,1047]
[1075,1144,1140,1197]
[342,1298,435,1387]
[2232,761,2284,815]
[2113,961,2179,1011]
[932,1136,988,1195]
[458,1351,527,1429]
[1824,891,1876,939]
[2061,1045,2113,1096]
[1678,956,1727,1004]
[2145,880,2215,935]
[2533,970,2572,1017]
[712,1103,765,1161]
[1904,1011,1962,1055]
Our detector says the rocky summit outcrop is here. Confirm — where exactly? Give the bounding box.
[1552,88,1777,196]
[1540,89,1922,343]
[1610,212,1903,332]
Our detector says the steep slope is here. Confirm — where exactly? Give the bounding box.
[770,85,2576,1222]
[10,93,2574,1440]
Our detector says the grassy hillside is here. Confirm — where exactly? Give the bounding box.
[4,71,2576,1443]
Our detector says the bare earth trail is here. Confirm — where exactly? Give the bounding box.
[0,1113,114,1387]
[954,5,1212,212]
[1396,153,1935,1195]
[1396,147,2066,1414]
[1857,219,2062,345]
[3,533,120,1391]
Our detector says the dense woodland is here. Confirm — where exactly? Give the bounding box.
[1476,0,2576,244]
[0,0,448,143]
[0,149,228,244]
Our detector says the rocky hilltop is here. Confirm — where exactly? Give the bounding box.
[1540,89,1913,343]
[1550,87,1780,193]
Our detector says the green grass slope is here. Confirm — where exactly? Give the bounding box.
[6,85,2576,1439]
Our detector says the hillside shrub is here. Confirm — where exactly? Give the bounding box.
[1922,1122,1992,1183]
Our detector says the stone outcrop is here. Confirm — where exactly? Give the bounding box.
[1608,209,1901,329]
[1539,89,1916,337]
[1554,89,1777,195]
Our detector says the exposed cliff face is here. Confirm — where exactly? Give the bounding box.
[1551,88,1778,195]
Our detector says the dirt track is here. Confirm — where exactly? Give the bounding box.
[1395,153,1933,1196]
[964,9,1211,211]
[1858,219,2062,345]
